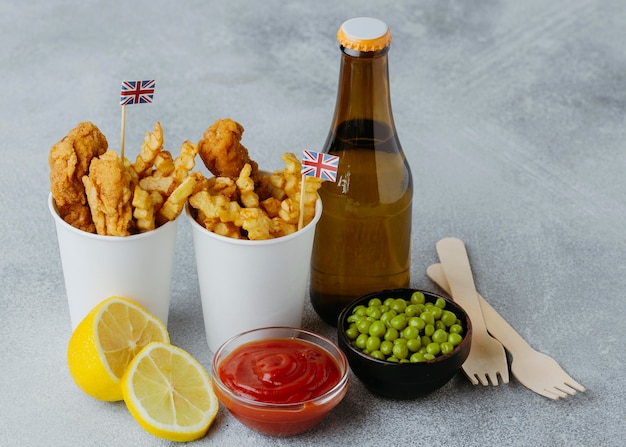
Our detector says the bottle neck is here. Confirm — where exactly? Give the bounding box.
[330,46,396,130]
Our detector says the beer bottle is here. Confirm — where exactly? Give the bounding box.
[310,17,414,326]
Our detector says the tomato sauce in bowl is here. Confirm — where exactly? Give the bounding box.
[211,327,348,437]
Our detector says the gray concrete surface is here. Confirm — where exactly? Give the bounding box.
[1,0,624,445]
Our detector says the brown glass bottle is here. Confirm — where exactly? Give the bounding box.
[310,18,413,326]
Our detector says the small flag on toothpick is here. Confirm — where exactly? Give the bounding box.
[119,79,155,160]
[298,150,340,230]
[301,150,340,182]
[120,80,156,105]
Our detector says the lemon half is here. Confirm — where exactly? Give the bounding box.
[121,342,219,442]
[67,296,170,401]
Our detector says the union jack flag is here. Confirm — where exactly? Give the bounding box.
[120,80,155,106]
[301,150,340,182]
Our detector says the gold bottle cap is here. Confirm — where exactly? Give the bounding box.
[337,17,392,52]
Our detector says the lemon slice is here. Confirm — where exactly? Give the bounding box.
[121,342,219,442]
[67,296,170,401]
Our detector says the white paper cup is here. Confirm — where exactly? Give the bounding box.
[49,193,178,329]
[186,198,322,353]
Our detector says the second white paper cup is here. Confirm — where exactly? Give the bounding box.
[186,199,322,353]
[49,193,178,329]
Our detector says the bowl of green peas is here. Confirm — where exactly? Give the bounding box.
[337,288,472,399]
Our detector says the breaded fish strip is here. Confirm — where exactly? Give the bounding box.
[49,122,108,232]
[198,118,259,181]
[82,150,134,236]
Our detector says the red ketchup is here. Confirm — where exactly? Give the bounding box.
[216,338,344,436]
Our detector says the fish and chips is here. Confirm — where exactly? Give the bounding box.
[49,121,198,235]
[189,119,323,240]
[49,118,322,240]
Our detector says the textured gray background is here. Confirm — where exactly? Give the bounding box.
[1,0,625,445]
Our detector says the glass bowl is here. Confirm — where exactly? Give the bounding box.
[211,326,349,436]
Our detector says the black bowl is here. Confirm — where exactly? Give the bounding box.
[337,288,472,399]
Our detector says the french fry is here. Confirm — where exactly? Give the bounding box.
[260,197,282,218]
[157,175,197,225]
[139,175,175,197]
[132,122,163,177]
[213,221,243,239]
[278,198,299,224]
[132,185,156,232]
[240,207,272,240]
[173,140,198,184]
[270,218,297,238]
[189,191,228,221]
[153,150,175,178]
[236,163,259,208]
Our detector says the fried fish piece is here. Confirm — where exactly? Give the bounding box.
[49,122,108,232]
[198,118,259,181]
[82,150,134,236]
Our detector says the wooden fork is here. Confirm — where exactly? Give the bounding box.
[436,238,510,386]
[427,263,585,399]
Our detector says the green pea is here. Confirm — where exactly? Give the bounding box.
[368,298,382,307]
[392,343,409,360]
[356,319,372,335]
[384,327,399,342]
[368,320,386,338]
[380,310,397,327]
[432,329,448,344]
[353,305,367,317]
[407,338,421,353]
[390,314,407,331]
[413,303,425,314]
[450,323,464,335]
[427,304,442,319]
[435,320,446,331]
[370,350,385,360]
[440,342,455,355]
[387,356,399,363]
[410,291,425,305]
[365,335,381,352]
[410,352,426,363]
[420,311,435,326]
[383,298,395,308]
[380,340,393,356]
[424,323,435,337]
[441,310,457,327]
[434,297,447,309]
[426,342,441,356]
[355,333,368,350]
[405,304,419,317]
[402,326,419,340]
[421,335,431,346]
[391,298,407,313]
[346,314,359,324]
[408,316,425,331]
[423,353,436,361]
[366,306,382,319]
[448,332,463,346]
[345,324,359,340]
